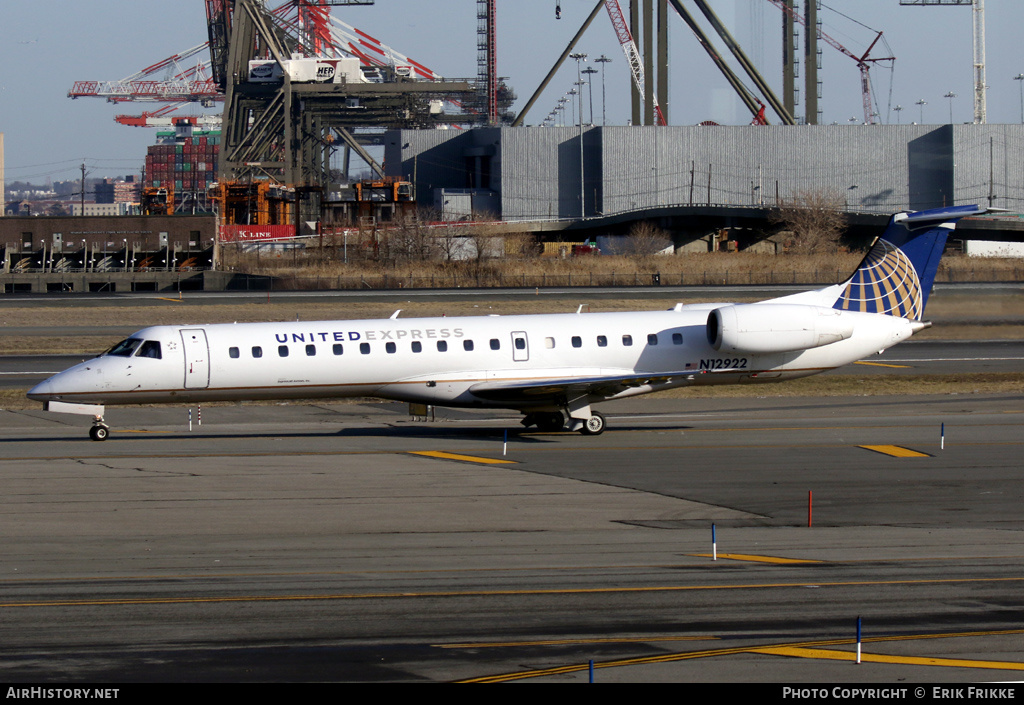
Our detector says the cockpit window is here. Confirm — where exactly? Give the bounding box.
[136,340,162,359]
[107,338,143,357]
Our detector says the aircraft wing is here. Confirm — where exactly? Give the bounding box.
[468,371,697,403]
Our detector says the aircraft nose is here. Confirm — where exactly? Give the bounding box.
[27,378,55,402]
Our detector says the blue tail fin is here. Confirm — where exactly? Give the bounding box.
[833,205,985,320]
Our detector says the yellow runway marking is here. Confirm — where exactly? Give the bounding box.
[461,630,1024,682]
[860,444,931,458]
[409,450,516,465]
[755,645,1024,670]
[690,553,821,564]
[854,361,912,369]
[155,297,184,303]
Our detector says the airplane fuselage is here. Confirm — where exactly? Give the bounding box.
[28,304,919,410]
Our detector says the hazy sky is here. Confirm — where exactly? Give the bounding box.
[2,0,1022,185]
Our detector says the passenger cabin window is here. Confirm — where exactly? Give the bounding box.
[647,334,659,346]
[515,338,527,350]
[229,347,240,359]
[278,345,289,357]
[437,340,448,352]
[490,339,500,350]
[571,336,582,348]
[306,344,316,356]
[596,335,607,347]
[107,338,142,357]
[623,335,633,346]
[412,341,422,353]
[386,342,397,354]
[545,337,556,349]
[252,346,263,358]
[672,333,684,345]
[333,344,344,355]
[360,343,371,355]
[136,340,162,359]
[463,340,474,351]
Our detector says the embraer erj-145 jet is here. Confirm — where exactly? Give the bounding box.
[29,205,984,441]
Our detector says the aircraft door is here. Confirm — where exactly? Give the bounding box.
[511,331,529,362]
[181,329,211,389]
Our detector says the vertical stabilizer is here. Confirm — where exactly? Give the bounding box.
[833,205,985,320]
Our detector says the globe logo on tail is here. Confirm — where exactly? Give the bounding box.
[834,239,924,320]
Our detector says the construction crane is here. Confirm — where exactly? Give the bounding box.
[766,0,894,124]
[604,0,666,125]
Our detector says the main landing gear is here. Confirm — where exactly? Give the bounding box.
[580,412,606,435]
[521,410,607,435]
[522,411,566,432]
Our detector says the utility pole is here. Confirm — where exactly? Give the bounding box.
[583,66,598,125]
[944,91,957,123]
[595,55,612,126]
[569,53,588,123]
[575,80,587,124]
[80,163,88,216]
[569,53,587,220]
[1014,74,1024,124]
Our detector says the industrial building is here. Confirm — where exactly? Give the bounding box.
[387,123,1024,224]
[0,215,216,293]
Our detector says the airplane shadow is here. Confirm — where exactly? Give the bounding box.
[4,422,696,445]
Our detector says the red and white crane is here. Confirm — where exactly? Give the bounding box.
[68,42,221,104]
[765,0,894,124]
[604,0,666,125]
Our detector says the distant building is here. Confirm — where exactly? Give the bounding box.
[69,203,137,217]
[95,176,141,205]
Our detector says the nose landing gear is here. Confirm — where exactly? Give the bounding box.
[89,414,111,442]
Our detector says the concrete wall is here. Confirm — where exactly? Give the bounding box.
[385,124,1024,221]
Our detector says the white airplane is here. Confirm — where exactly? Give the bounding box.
[28,205,985,441]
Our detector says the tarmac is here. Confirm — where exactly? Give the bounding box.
[3,394,1024,683]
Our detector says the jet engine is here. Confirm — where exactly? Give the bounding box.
[706,304,855,354]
